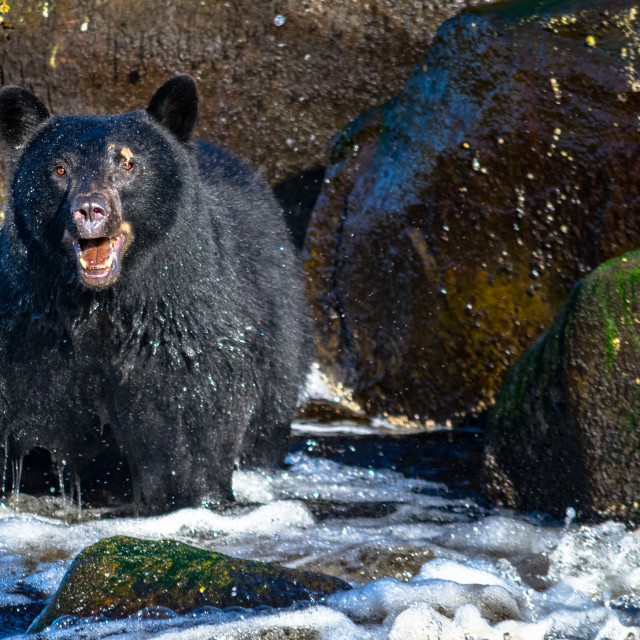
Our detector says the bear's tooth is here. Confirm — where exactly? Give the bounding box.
[79,257,89,270]
[105,254,113,269]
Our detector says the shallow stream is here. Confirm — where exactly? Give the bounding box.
[0,408,639,639]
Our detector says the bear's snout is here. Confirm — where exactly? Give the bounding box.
[72,193,109,237]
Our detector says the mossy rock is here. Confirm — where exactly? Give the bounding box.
[303,0,640,421]
[484,249,640,522]
[28,536,350,633]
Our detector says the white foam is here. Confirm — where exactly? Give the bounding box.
[414,556,511,588]
[548,521,640,599]
[291,421,380,436]
[328,574,525,624]
[300,363,335,400]
[388,603,451,640]
[431,515,560,556]
[155,607,364,640]
[233,451,447,505]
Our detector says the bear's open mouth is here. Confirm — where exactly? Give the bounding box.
[72,223,131,287]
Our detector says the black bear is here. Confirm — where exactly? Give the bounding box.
[0,75,309,513]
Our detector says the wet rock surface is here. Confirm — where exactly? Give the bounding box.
[303,0,640,421]
[303,544,437,584]
[0,0,489,202]
[28,535,350,632]
[484,249,640,522]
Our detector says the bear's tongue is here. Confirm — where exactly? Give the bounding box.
[78,238,113,270]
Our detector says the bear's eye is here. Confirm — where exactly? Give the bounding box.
[55,166,66,176]
[122,161,133,171]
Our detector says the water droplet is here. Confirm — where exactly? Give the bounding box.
[49,615,80,630]
[273,14,285,27]
[135,606,177,620]
[190,606,221,617]
[563,506,576,531]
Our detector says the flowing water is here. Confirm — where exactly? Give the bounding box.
[0,374,638,639]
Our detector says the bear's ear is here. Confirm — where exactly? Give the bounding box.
[0,86,50,149]
[146,75,199,143]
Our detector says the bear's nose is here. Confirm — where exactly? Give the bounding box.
[72,194,109,237]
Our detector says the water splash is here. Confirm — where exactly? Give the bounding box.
[11,455,23,497]
[1,436,7,496]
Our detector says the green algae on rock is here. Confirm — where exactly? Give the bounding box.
[27,536,350,633]
[303,0,640,422]
[484,249,640,522]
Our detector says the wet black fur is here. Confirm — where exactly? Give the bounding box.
[0,76,309,512]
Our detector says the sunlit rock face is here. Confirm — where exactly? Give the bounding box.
[303,0,640,421]
[485,249,640,523]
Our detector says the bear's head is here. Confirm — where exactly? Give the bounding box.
[0,75,200,289]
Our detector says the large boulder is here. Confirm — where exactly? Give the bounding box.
[303,0,640,421]
[28,536,350,632]
[0,0,487,196]
[484,249,640,522]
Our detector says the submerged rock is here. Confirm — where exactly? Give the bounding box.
[303,0,640,421]
[28,535,350,632]
[303,544,437,584]
[484,249,640,522]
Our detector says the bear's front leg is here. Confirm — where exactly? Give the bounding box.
[112,378,251,514]
[127,439,237,514]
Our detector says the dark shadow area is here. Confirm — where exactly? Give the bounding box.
[272,166,326,251]
[8,426,133,508]
[289,427,485,497]
[0,602,45,638]
[9,418,483,512]
[19,447,58,496]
